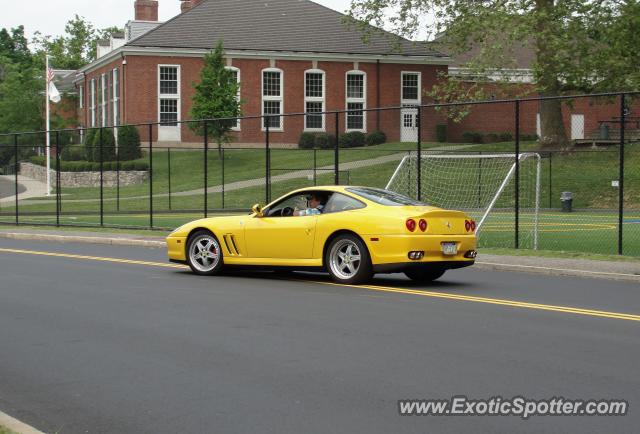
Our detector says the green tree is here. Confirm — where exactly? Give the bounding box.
[189,40,242,155]
[117,125,142,161]
[347,0,639,147]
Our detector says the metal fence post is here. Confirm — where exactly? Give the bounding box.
[55,131,60,227]
[167,147,172,211]
[149,124,153,229]
[514,100,520,249]
[417,106,422,200]
[265,117,270,204]
[221,147,225,209]
[334,112,340,185]
[313,148,317,186]
[14,134,18,225]
[618,94,626,255]
[204,121,208,218]
[548,152,552,209]
[99,127,104,227]
[116,144,120,212]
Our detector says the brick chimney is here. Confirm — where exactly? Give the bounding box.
[181,0,204,13]
[135,0,159,21]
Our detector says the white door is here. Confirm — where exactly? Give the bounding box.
[400,106,418,142]
[571,114,585,140]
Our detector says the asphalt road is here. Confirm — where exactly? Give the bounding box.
[0,239,638,434]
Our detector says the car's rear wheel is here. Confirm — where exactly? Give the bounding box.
[326,234,373,284]
[187,230,224,276]
[404,267,446,282]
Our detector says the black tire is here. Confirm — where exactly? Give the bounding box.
[404,267,446,282]
[186,230,224,276]
[325,234,373,284]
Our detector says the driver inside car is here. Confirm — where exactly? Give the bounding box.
[294,193,327,216]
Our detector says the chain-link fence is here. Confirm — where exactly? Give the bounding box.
[0,92,638,256]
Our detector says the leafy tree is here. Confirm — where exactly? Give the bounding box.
[32,15,122,70]
[189,40,242,155]
[347,0,639,147]
[90,128,116,162]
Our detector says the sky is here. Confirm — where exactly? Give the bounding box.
[1,0,352,39]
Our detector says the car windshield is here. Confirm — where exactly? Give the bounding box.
[346,187,427,206]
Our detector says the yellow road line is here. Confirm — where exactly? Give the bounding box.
[0,247,186,269]
[0,247,638,322]
[309,280,640,322]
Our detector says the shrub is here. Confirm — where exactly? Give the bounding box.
[28,155,146,172]
[365,130,386,146]
[339,131,366,148]
[461,131,483,143]
[436,124,447,143]
[499,132,514,142]
[60,145,85,161]
[90,128,117,162]
[485,133,500,143]
[83,129,97,161]
[314,133,336,149]
[521,134,539,141]
[117,125,142,161]
[298,132,317,149]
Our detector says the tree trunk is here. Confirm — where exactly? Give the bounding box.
[538,97,568,148]
[534,0,569,148]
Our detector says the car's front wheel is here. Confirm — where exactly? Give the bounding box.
[186,230,224,276]
[404,267,446,282]
[326,234,373,284]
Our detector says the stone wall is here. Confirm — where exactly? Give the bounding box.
[20,163,148,188]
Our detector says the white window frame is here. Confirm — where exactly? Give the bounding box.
[261,67,284,132]
[112,68,120,127]
[345,70,366,132]
[90,79,96,128]
[304,69,326,132]
[100,73,107,127]
[78,84,84,109]
[225,66,241,131]
[400,71,422,105]
[157,64,181,127]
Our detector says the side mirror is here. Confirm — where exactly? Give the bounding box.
[252,203,264,217]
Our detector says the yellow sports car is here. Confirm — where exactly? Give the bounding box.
[166,186,477,284]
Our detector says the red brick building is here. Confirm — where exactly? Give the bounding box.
[74,0,450,145]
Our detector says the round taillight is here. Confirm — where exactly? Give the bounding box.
[465,220,471,232]
[419,219,427,232]
[471,220,477,231]
[406,219,416,232]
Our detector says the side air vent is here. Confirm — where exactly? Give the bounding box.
[223,234,241,256]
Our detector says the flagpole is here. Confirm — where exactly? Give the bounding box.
[45,54,51,196]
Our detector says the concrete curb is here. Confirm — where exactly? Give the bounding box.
[474,261,640,282]
[0,232,165,248]
[0,410,45,434]
[1,231,638,282]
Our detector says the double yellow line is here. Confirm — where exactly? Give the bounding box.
[1,247,639,323]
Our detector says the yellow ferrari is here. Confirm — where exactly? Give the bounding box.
[166,186,477,284]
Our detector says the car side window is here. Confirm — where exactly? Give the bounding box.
[323,193,366,214]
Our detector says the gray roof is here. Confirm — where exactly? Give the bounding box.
[127,0,447,58]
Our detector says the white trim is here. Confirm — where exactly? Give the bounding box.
[89,79,96,128]
[400,71,422,104]
[304,69,325,132]
[157,64,181,140]
[112,67,120,127]
[225,66,241,131]
[261,67,284,132]
[100,73,107,127]
[345,70,366,132]
[79,46,451,74]
[78,85,84,109]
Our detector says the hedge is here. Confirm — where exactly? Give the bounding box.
[339,131,366,148]
[117,125,142,161]
[29,156,148,172]
[436,124,447,143]
[365,130,386,146]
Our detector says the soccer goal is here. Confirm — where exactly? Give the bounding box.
[386,152,542,249]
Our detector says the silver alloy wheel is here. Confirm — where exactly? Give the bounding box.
[329,239,362,280]
[189,234,221,272]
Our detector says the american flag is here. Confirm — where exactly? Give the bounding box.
[47,67,55,83]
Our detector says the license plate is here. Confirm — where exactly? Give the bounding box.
[441,242,458,256]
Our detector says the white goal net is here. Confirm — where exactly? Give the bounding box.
[386,152,541,249]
